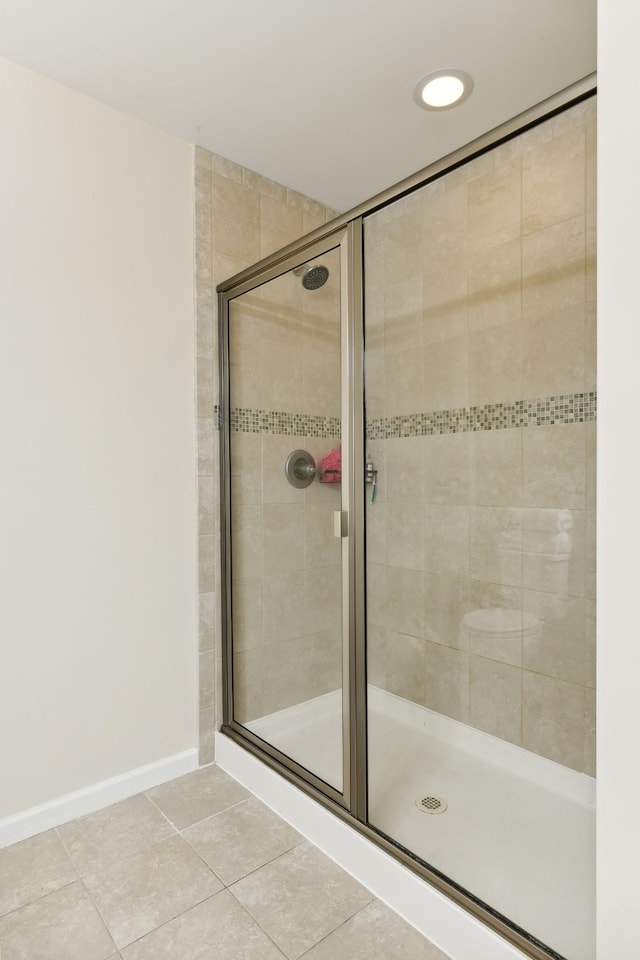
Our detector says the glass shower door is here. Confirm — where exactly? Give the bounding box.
[223,237,350,799]
[363,97,596,960]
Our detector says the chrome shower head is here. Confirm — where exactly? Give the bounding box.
[293,264,329,290]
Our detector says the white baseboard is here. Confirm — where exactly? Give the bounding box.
[0,748,199,849]
[216,732,528,960]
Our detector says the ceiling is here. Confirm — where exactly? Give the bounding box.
[0,0,596,212]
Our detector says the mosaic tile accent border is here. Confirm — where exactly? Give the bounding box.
[366,392,597,440]
[222,392,596,439]
[229,406,341,438]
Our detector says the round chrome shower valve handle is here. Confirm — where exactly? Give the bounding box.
[284,449,317,488]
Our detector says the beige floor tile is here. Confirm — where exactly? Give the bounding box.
[147,764,250,829]
[230,841,373,959]
[0,880,115,960]
[303,900,451,959]
[0,829,78,916]
[58,794,175,876]
[84,834,223,948]
[184,796,302,885]
[121,890,285,960]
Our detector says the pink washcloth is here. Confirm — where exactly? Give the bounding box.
[318,446,341,483]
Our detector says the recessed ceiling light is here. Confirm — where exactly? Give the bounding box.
[413,70,473,111]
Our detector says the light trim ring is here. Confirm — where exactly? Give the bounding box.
[413,69,474,111]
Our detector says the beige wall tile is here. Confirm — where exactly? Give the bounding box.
[194,164,212,245]
[522,305,586,397]
[522,672,585,770]
[469,507,523,586]
[366,623,388,688]
[304,502,342,569]
[468,158,521,253]
[198,534,215,594]
[261,338,303,413]
[194,145,212,171]
[423,182,468,272]
[423,261,468,343]
[302,348,341,418]
[196,359,214,418]
[212,174,260,263]
[522,127,585,235]
[230,433,262,505]
[212,154,243,183]
[424,642,470,722]
[424,432,472,505]
[195,241,212,301]
[384,347,423,416]
[424,572,470,649]
[199,650,215,710]
[585,598,596,690]
[304,565,342,635]
[522,216,585,318]
[262,637,306,713]
[386,502,425,571]
[366,562,386,627]
[585,509,596,600]
[469,655,522,745]
[383,202,423,286]
[196,418,215,477]
[231,504,263,581]
[233,648,263,722]
[232,578,263,651]
[385,631,426,703]
[365,499,386,565]
[471,429,523,507]
[305,631,342,699]
[467,580,524,666]
[522,423,586,509]
[199,707,215,766]
[385,438,423,503]
[585,302,596,390]
[467,238,521,333]
[424,504,469,577]
[262,570,305,643]
[423,334,468,411]
[198,477,215,536]
[195,298,214,360]
[260,194,303,259]
[384,276,423,354]
[261,435,299,505]
[522,590,587,685]
[468,321,522,406]
[262,503,303,573]
[521,507,585,598]
[384,566,425,638]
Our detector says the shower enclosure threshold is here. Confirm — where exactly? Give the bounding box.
[245,687,594,960]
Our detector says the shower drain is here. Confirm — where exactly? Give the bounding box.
[415,794,448,815]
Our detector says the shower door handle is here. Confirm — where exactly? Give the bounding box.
[333,511,347,538]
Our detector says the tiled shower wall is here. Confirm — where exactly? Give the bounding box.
[364,97,596,774]
[194,146,338,762]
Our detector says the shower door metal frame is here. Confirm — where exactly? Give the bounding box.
[219,72,597,960]
[219,222,367,816]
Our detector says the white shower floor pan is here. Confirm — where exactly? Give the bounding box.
[247,686,594,960]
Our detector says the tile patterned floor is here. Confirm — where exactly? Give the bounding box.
[0,764,450,960]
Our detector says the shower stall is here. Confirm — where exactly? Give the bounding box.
[218,77,596,960]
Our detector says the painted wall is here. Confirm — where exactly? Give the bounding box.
[596,3,640,955]
[0,57,196,820]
